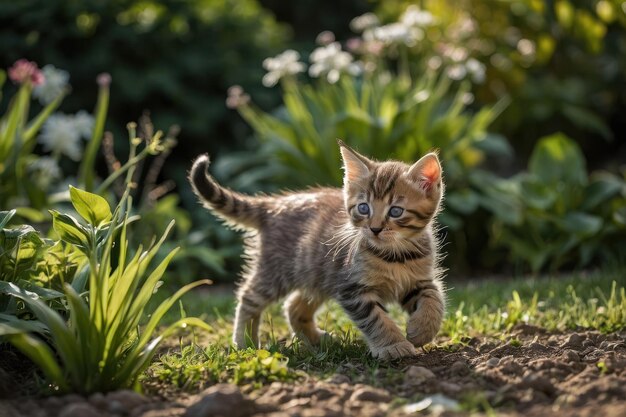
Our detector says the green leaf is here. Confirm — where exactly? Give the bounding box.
[581,173,623,210]
[445,189,480,215]
[69,186,112,226]
[474,133,514,158]
[0,209,16,229]
[557,212,603,237]
[561,104,612,141]
[528,133,587,185]
[49,210,89,248]
[0,330,69,392]
[14,207,47,223]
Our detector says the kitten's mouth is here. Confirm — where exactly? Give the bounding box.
[368,229,393,241]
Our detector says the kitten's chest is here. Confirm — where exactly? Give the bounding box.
[361,260,432,302]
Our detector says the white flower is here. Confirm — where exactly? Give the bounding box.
[38,112,94,161]
[72,110,95,138]
[309,42,361,83]
[446,64,467,80]
[517,39,536,57]
[350,12,380,33]
[401,6,436,28]
[262,50,306,87]
[465,58,486,83]
[367,23,423,47]
[28,157,62,189]
[32,65,69,105]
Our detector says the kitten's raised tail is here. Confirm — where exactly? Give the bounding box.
[189,154,265,230]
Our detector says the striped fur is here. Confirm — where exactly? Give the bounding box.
[189,143,446,360]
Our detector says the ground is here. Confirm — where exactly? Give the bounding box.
[1,270,625,416]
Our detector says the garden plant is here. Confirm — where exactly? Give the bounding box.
[0,1,625,417]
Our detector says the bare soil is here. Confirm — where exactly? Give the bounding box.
[1,327,625,417]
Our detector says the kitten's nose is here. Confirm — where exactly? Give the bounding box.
[370,227,382,236]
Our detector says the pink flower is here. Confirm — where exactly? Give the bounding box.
[96,72,112,87]
[8,59,44,85]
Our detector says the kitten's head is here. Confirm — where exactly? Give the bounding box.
[339,141,443,248]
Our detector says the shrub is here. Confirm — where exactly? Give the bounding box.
[373,0,626,159]
[0,0,290,158]
[480,133,626,271]
[0,183,211,393]
[221,8,510,268]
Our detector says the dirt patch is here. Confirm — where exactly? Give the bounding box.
[1,328,625,416]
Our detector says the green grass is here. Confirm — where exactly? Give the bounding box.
[145,268,626,392]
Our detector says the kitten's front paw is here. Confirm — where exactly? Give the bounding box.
[371,340,416,360]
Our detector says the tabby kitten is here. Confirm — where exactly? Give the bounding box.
[189,142,445,360]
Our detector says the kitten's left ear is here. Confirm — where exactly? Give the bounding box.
[407,152,442,192]
[338,140,373,182]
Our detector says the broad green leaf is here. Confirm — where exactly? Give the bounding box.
[0,224,43,252]
[49,210,89,248]
[0,313,49,334]
[69,186,112,226]
[520,180,557,210]
[445,189,480,215]
[528,133,587,185]
[557,212,603,237]
[561,104,612,141]
[14,207,47,223]
[581,174,623,210]
[474,133,514,158]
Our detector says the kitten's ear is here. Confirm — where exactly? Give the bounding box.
[407,152,442,191]
[338,140,372,182]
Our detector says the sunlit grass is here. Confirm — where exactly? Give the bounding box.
[146,269,625,392]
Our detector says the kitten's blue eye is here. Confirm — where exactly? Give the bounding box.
[357,203,370,215]
[389,206,404,218]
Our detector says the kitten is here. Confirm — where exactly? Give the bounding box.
[189,141,445,359]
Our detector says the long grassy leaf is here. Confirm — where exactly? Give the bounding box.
[63,284,93,390]
[1,330,69,392]
[22,90,66,145]
[2,283,80,379]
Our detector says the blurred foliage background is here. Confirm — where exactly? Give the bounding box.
[1,0,625,283]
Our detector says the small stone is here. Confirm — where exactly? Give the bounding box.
[312,387,335,401]
[562,333,585,349]
[479,342,496,353]
[449,360,469,376]
[529,358,555,370]
[486,357,500,368]
[88,393,106,409]
[105,390,148,413]
[184,384,257,417]
[58,402,103,417]
[582,339,595,349]
[107,400,125,414]
[556,393,580,406]
[501,359,523,375]
[404,366,436,384]
[528,342,551,352]
[349,387,391,403]
[326,373,350,384]
[438,381,462,395]
[521,374,556,396]
[562,349,580,363]
[282,398,311,409]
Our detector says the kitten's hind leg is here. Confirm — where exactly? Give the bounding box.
[401,281,445,347]
[284,290,327,344]
[233,282,273,349]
